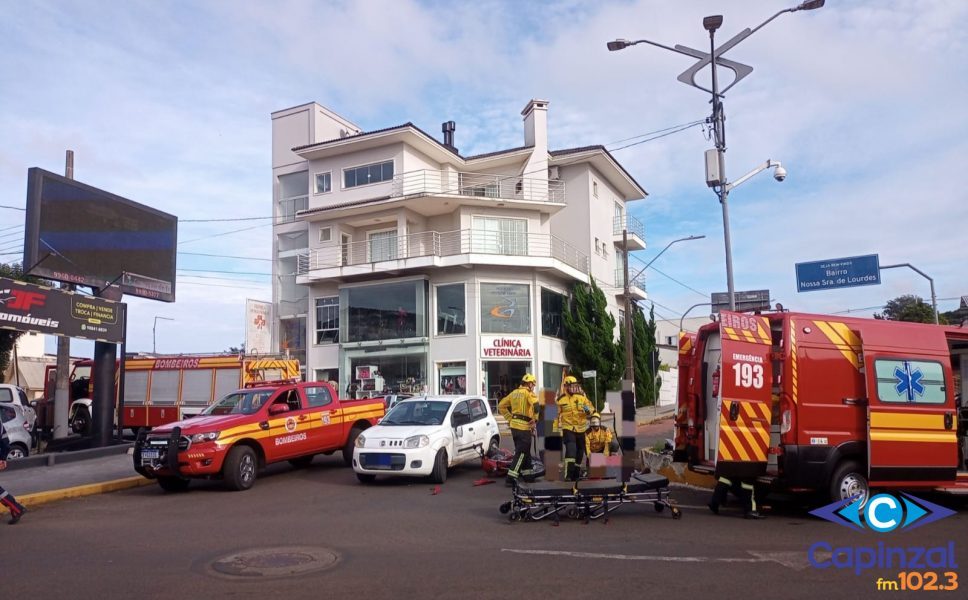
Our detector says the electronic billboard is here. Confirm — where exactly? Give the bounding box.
[23,167,177,302]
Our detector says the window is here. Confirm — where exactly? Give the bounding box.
[468,398,487,421]
[594,237,601,256]
[314,172,332,194]
[342,280,427,342]
[0,388,12,403]
[315,297,339,344]
[471,216,527,256]
[368,229,398,262]
[437,284,466,335]
[874,359,947,404]
[541,288,565,338]
[182,369,215,406]
[439,362,466,395]
[278,171,308,223]
[305,385,333,408]
[481,283,531,334]
[451,401,471,425]
[123,371,149,406]
[149,371,179,406]
[318,227,332,243]
[344,160,394,188]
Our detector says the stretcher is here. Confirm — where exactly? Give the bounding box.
[499,472,681,524]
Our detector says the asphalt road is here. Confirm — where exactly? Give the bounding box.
[6,426,968,600]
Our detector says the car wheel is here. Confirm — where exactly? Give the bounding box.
[223,446,258,491]
[157,476,190,492]
[343,426,365,466]
[7,443,28,459]
[488,435,500,454]
[356,473,376,484]
[289,455,314,468]
[72,407,91,434]
[829,460,868,505]
[429,448,448,484]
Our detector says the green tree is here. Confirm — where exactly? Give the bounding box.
[874,294,946,324]
[619,304,661,408]
[561,280,621,408]
[0,263,28,383]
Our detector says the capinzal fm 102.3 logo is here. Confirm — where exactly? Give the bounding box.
[811,492,956,533]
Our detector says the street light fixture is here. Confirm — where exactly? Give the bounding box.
[153,316,174,354]
[622,234,706,383]
[607,1,823,310]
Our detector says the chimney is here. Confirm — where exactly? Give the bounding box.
[521,99,549,184]
[442,121,457,153]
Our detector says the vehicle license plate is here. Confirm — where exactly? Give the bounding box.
[371,453,391,466]
[141,449,160,461]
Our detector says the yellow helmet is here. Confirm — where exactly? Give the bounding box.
[522,373,537,384]
[564,375,578,385]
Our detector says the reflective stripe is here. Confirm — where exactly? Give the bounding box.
[740,482,756,512]
[717,477,732,486]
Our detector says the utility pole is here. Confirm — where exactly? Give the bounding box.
[53,150,73,439]
[622,229,634,384]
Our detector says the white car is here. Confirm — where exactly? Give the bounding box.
[352,395,500,484]
[1,403,32,459]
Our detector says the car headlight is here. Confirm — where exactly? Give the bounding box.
[355,434,366,448]
[190,431,220,443]
[404,435,430,449]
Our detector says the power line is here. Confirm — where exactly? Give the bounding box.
[605,118,707,147]
[178,223,270,245]
[608,121,706,152]
[0,205,25,211]
[0,224,23,232]
[179,251,272,262]
[179,273,271,285]
[178,268,271,276]
[180,215,273,223]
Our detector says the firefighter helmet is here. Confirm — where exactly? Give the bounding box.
[522,373,537,384]
[590,413,602,427]
[564,376,578,385]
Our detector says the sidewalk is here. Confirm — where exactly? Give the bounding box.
[0,449,152,514]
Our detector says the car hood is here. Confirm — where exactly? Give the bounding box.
[152,414,254,434]
[364,424,448,440]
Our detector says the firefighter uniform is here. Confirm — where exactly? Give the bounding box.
[498,374,539,485]
[708,476,764,519]
[585,414,619,456]
[0,420,27,524]
[557,376,594,480]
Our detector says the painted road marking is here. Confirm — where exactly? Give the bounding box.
[501,549,811,570]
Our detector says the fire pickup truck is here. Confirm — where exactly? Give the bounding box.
[674,310,968,503]
[133,380,383,492]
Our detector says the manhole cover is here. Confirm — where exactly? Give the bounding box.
[208,546,339,578]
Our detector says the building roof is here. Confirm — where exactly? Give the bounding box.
[463,145,534,161]
[298,196,393,217]
[551,145,647,198]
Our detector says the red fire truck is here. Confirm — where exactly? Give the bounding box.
[674,310,968,503]
[44,355,300,435]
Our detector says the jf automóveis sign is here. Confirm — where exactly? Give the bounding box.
[0,277,125,343]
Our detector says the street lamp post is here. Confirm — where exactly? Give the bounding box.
[153,316,174,354]
[623,235,706,385]
[608,0,824,310]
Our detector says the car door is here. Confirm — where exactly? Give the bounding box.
[304,384,339,451]
[866,355,959,485]
[263,387,314,460]
[467,397,492,452]
[449,401,478,463]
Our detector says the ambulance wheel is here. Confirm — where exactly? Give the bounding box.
[223,446,258,491]
[429,449,448,484]
[157,476,190,493]
[654,502,665,513]
[829,460,868,505]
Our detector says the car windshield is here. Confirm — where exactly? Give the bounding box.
[201,391,273,416]
[381,400,451,426]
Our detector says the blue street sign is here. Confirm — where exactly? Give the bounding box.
[795,254,881,293]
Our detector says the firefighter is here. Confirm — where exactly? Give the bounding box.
[557,375,594,481]
[0,419,27,524]
[707,476,764,520]
[585,413,619,456]
[498,373,539,487]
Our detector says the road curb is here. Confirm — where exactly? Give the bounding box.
[0,476,155,514]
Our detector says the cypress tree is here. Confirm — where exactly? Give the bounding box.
[561,279,621,408]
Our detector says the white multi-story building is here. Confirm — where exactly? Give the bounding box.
[270,99,647,404]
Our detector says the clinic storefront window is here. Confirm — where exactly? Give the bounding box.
[341,280,427,342]
[438,362,466,395]
[344,351,427,398]
[480,283,530,334]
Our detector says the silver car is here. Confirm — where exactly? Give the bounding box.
[1,403,32,459]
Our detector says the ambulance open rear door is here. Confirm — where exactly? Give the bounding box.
[714,311,774,479]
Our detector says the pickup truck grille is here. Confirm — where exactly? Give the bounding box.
[145,435,191,452]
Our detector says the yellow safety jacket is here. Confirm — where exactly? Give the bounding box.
[586,426,614,455]
[556,393,594,433]
[498,386,538,431]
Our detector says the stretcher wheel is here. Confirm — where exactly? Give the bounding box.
[671,507,682,520]
[654,502,665,513]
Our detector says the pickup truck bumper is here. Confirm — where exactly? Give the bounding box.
[134,428,225,478]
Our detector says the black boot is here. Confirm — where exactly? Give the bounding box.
[708,481,729,515]
[8,506,26,525]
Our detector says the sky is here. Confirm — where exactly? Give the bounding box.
[0,0,966,356]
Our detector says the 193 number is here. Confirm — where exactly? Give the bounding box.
[732,363,764,389]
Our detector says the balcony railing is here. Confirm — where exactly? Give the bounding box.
[391,170,565,204]
[614,268,647,292]
[613,214,646,241]
[278,195,308,224]
[298,229,589,275]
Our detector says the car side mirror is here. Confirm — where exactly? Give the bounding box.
[455,425,463,437]
[269,404,289,416]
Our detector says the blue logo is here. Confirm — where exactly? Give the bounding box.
[811,493,956,533]
[894,361,925,401]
